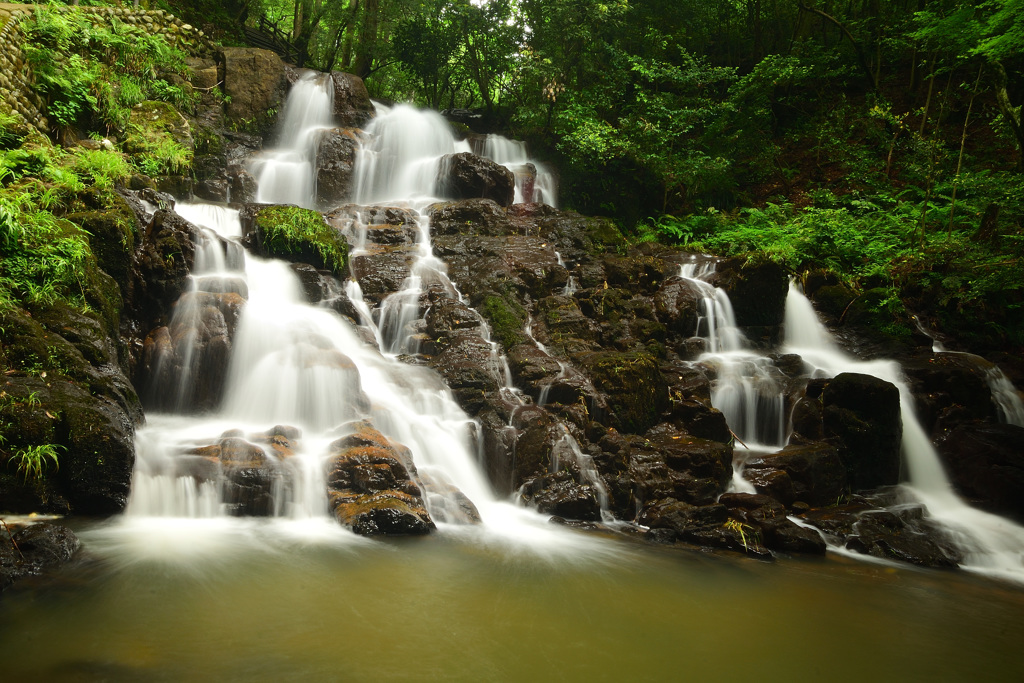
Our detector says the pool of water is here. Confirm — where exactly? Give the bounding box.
[2,518,1023,682]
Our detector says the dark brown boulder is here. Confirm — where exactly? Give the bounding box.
[330,72,375,128]
[937,423,1024,521]
[746,442,847,506]
[427,198,513,236]
[1,523,80,593]
[436,153,515,206]
[220,48,288,136]
[822,373,902,490]
[654,278,702,335]
[326,423,435,535]
[315,128,359,207]
[709,257,788,328]
[578,351,668,434]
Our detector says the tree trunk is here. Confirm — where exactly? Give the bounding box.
[352,0,379,79]
[992,60,1024,171]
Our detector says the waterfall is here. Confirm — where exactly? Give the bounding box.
[681,260,789,451]
[478,133,558,206]
[121,82,602,555]
[250,72,336,208]
[782,283,1024,582]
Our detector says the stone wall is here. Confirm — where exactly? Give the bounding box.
[0,3,216,135]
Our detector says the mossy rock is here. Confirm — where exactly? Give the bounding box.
[480,294,526,350]
[68,193,139,291]
[243,205,349,278]
[124,101,194,176]
[577,351,668,433]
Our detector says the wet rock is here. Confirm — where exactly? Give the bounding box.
[417,471,481,524]
[220,47,288,136]
[936,423,1024,521]
[315,128,359,208]
[746,442,847,506]
[1,523,81,593]
[666,398,732,443]
[709,257,788,329]
[436,152,515,206]
[327,204,420,246]
[128,208,200,333]
[227,168,258,203]
[216,436,282,516]
[537,295,598,355]
[508,405,563,485]
[790,396,824,441]
[627,426,733,508]
[822,373,902,490]
[578,351,668,433]
[743,466,796,505]
[330,71,375,128]
[843,507,962,568]
[349,251,414,305]
[603,255,665,294]
[757,517,827,554]
[427,198,514,236]
[638,498,729,532]
[520,471,601,521]
[290,263,327,303]
[326,424,434,535]
[654,278,702,335]
[138,291,245,412]
[902,353,998,435]
[505,237,568,298]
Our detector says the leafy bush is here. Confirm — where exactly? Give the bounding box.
[22,5,195,134]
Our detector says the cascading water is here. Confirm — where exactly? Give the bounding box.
[250,72,335,208]
[477,133,558,206]
[781,283,1024,581]
[116,78,607,558]
[680,259,790,456]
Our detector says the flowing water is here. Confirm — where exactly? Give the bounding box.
[5,77,1024,679]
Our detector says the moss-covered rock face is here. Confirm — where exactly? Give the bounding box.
[578,351,668,433]
[0,306,139,515]
[124,101,195,178]
[220,47,288,137]
[481,295,526,350]
[68,192,139,292]
[242,205,349,279]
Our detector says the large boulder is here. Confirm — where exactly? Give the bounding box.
[427,198,513,236]
[709,257,788,333]
[578,351,668,434]
[745,441,847,506]
[937,423,1024,521]
[330,72,375,128]
[240,204,349,278]
[436,153,515,206]
[0,523,80,593]
[220,48,288,136]
[316,128,359,208]
[822,373,902,490]
[654,278,702,336]
[326,423,435,535]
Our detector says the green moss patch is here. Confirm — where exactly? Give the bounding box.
[249,206,349,278]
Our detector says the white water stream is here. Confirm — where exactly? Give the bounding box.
[681,258,1024,581]
[780,283,1024,582]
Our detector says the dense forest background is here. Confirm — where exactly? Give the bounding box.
[8,0,1024,352]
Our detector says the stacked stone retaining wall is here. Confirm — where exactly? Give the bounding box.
[0,3,215,135]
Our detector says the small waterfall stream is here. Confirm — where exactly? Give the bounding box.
[678,258,1024,580]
